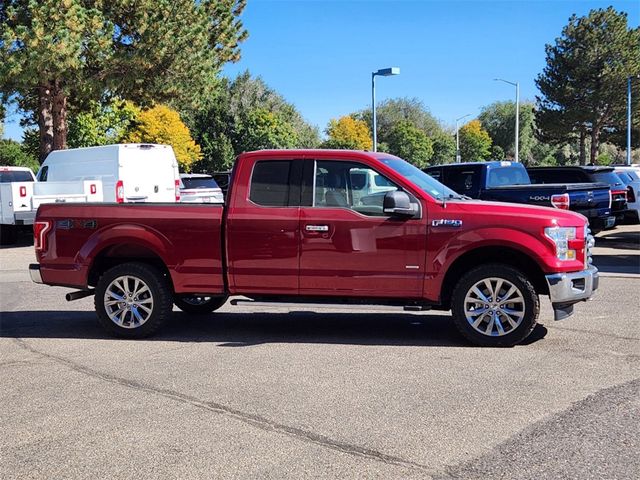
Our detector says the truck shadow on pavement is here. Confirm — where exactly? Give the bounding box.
[0,310,547,347]
[595,229,640,250]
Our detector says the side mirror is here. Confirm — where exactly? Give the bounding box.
[383,191,417,217]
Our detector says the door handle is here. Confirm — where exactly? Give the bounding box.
[305,225,329,232]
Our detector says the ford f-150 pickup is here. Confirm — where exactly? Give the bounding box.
[29,150,599,347]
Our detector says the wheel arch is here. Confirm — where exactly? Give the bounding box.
[87,243,174,291]
[439,246,548,309]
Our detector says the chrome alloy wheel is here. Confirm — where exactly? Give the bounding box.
[104,275,154,329]
[463,277,525,337]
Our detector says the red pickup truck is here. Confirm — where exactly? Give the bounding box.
[30,150,598,346]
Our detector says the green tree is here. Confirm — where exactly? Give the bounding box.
[459,120,492,161]
[1,0,247,161]
[67,98,139,148]
[0,139,39,171]
[356,97,443,146]
[124,105,202,171]
[189,73,319,172]
[235,108,298,153]
[430,132,457,165]
[479,101,536,163]
[535,7,640,164]
[323,116,372,150]
[385,121,433,168]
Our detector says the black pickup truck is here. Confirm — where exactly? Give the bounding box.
[424,162,613,232]
[527,166,627,225]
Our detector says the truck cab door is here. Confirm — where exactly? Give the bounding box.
[225,159,303,295]
[299,160,426,298]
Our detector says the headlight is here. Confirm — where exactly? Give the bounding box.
[545,226,577,261]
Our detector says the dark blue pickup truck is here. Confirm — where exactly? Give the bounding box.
[424,162,613,232]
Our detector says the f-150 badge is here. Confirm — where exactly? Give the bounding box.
[432,219,463,227]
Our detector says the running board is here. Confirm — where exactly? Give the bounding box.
[229,298,431,312]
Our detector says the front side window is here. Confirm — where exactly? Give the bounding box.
[314,161,399,216]
[249,160,292,206]
[37,166,48,182]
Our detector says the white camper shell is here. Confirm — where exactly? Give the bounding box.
[36,144,180,204]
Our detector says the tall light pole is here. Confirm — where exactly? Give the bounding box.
[494,78,520,162]
[455,114,471,163]
[627,75,640,166]
[371,67,400,152]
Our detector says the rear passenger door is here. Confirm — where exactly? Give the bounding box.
[225,159,303,295]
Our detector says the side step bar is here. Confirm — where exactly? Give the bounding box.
[229,298,431,312]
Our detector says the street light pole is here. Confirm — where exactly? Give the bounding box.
[371,67,400,152]
[627,76,640,166]
[455,114,471,163]
[494,78,520,162]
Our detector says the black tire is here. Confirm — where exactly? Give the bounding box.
[95,262,173,338]
[174,295,227,314]
[0,225,17,245]
[451,264,539,347]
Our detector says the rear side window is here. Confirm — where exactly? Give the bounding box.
[0,170,34,182]
[250,161,293,207]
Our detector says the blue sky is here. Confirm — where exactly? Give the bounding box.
[3,0,639,141]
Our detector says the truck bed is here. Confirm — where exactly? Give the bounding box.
[34,203,225,294]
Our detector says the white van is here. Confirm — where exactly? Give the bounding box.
[36,144,180,203]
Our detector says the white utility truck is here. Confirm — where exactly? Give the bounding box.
[0,166,36,244]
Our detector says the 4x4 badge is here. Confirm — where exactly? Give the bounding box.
[432,219,463,227]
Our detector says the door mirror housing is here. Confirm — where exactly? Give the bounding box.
[383,191,418,217]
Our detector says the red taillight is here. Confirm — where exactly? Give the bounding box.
[116,180,124,203]
[90,184,97,195]
[612,189,627,200]
[551,193,570,210]
[175,179,181,201]
[19,186,27,197]
[34,221,52,251]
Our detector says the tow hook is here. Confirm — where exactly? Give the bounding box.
[66,289,95,302]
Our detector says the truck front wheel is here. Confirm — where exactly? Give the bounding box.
[451,264,539,347]
[95,262,173,338]
[174,295,227,314]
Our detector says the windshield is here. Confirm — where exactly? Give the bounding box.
[181,177,219,189]
[378,156,462,199]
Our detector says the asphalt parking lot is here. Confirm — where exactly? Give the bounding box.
[1,225,639,479]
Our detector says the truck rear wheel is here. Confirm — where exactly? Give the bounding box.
[174,295,227,314]
[451,264,539,347]
[95,262,172,338]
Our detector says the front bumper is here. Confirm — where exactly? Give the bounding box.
[29,264,43,284]
[545,266,599,320]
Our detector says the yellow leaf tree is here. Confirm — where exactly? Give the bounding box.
[459,119,492,161]
[323,116,372,150]
[125,105,202,171]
